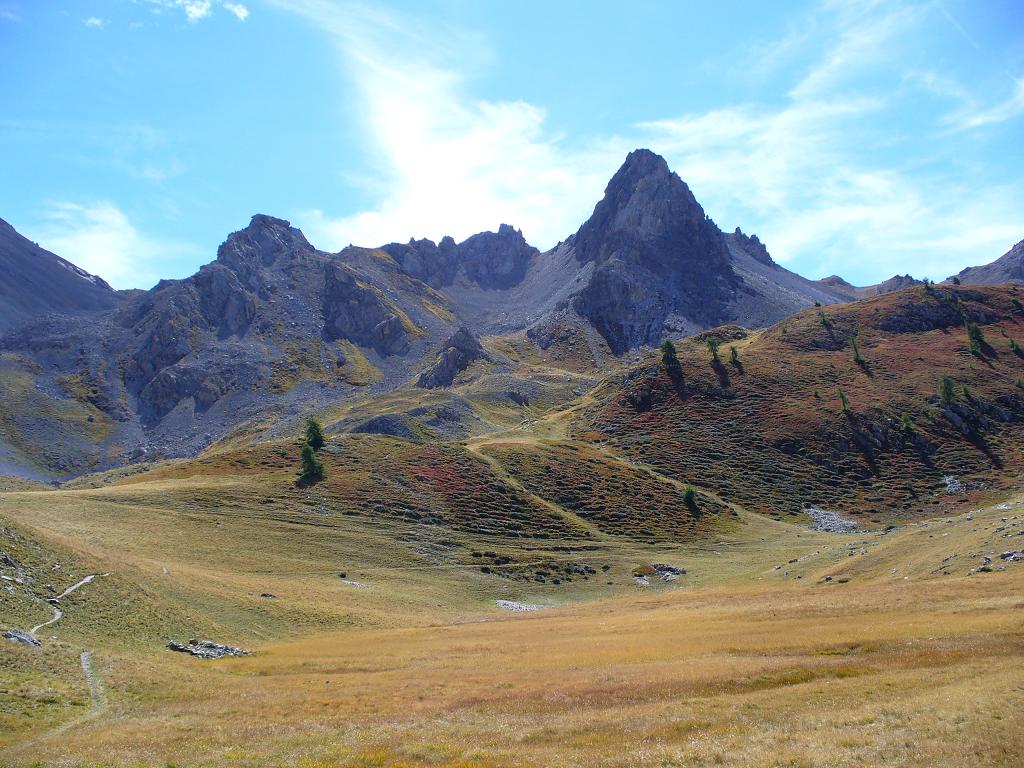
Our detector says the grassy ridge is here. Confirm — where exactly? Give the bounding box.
[576,285,1024,523]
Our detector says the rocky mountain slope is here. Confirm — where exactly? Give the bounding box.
[0,216,119,331]
[951,238,1024,285]
[0,150,1020,481]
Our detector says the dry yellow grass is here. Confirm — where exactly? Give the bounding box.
[2,451,1023,766]
[4,568,1022,767]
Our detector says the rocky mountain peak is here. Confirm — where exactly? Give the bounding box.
[573,148,710,265]
[570,149,738,353]
[216,215,313,287]
[728,227,776,267]
[953,238,1024,285]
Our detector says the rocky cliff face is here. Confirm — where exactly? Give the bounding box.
[416,327,489,388]
[570,150,737,352]
[382,223,538,291]
[952,239,1024,285]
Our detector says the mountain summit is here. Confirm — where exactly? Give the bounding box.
[570,148,738,352]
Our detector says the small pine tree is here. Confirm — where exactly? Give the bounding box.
[305,416,325,451]
[660,339,678,365]
[850,335,862,364]
[961,384,972,401]
[729,345,739,365]
[818,308,832,329]
[965,319,984,354]
[837,387,850,413]
[900,412,916,433]
[300,442,325,481]
[951,276,961,285]
[1009,338,1020,355]
[939,374,957,405]
[706,336,720,362]
[682,484,697,508]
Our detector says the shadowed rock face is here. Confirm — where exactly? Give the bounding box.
[416,327,488,388]
[953,239,1024,285]
[0,216,119,332]
[322,263,411,356]
[571,149,738,353]
[382,224,538,291]
[727,228,775,267]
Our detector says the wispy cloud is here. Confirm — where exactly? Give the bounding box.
[271,0,629,251]
[29,202,200,290]
[83,17,107,29]
[223,2,248,21]
[641,1,1024,280]
[269,0,1022,282]
[942,78,1024,130]
[144,0,248,23]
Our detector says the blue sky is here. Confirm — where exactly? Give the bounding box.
[1,0,1022,289]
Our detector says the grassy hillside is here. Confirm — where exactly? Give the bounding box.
[2,483,1021,766]
[3,284,1024,765]
[575,284,1024,525]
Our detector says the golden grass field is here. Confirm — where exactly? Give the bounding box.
[5,286,1024,767]
[2,452,1023,767]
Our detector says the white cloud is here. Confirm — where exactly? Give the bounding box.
[29,202,199,290]
[638,2,1024,281]
[144,0,249,23]
[271,0,1022,283]
[180,1,212,23]
[223,2,248,21]
[268,1,629,251]
[942,78,1024,131]
[83,17,107,28]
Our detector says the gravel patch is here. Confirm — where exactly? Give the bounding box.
[804,506,859,533]
[495,599,549,612]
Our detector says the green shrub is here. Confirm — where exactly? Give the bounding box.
[706,337,720,362]
[939,374,957,405]
[729,345,739,365]
[660,339,678,365]
[965,319,984,354]
[682,484,697,508]
[837,387,850,413]
[304,416,325,451]
[300,443,325,480]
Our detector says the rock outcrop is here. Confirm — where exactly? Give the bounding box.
[322,263,411,355]
[416,327,489,388]
[382,223,538,291]
[816,274,922,300]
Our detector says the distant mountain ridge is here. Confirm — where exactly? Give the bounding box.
[0,149,1018,479]
[951,238,1024,285]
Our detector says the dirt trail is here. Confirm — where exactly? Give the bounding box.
[30,573,106,636]
[464,440,605,538]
